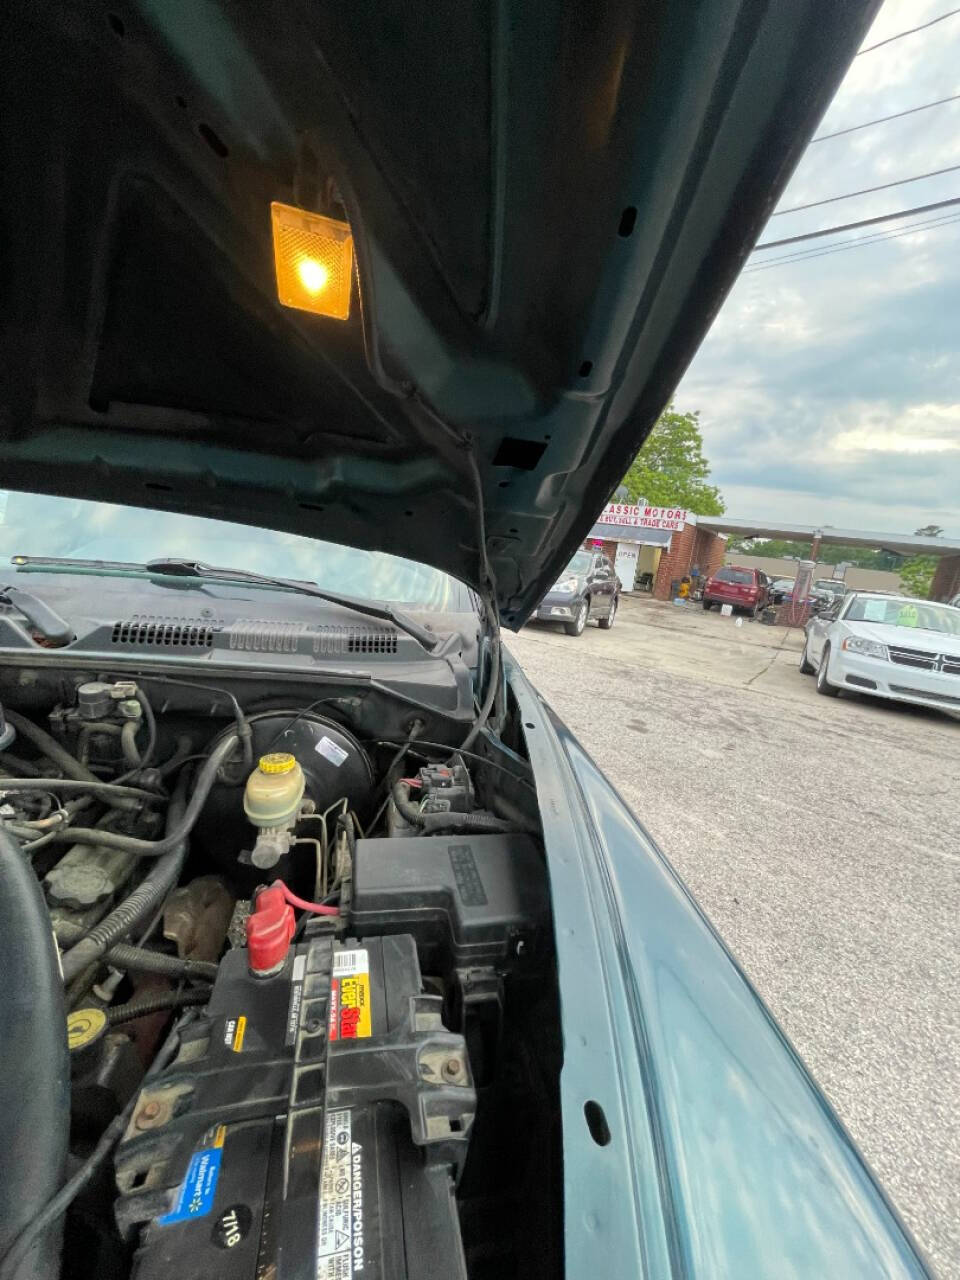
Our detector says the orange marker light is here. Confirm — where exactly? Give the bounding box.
[271,201,353,320]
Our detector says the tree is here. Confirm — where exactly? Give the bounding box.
[899,556,937,599]
[620,405,725,515]
[914,524,944,538]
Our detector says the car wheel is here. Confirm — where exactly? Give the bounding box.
[799,638,815,675]
[702,600,712,611]
[816,643,840,696]
[598,597,617,630]
[564,600,588,637]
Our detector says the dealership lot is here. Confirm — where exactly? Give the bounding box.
[510,596,960,1277]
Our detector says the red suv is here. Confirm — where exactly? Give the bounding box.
[702,566,769,617]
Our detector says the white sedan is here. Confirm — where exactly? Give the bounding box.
[801,591,960,712]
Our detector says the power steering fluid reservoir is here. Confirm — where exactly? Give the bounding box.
[243,755,306,872]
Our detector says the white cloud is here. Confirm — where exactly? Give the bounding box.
[674,0,960,538]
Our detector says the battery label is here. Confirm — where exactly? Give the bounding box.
[223,1016,247,1052]
[328,950,371,1041]
[286,953,307,1045]
[156,1124,226,1226]
[317,1109,364,1278]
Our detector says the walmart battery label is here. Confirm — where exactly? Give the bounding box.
[317,1109,364,1278]
[328,950,371,1041]
[157,1124,226,1226]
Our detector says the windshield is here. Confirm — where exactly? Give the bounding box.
[845,596,960,635]
[0,489,470,610]
[565,551,593,574]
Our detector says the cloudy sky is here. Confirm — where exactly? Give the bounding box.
[676,0,960,537]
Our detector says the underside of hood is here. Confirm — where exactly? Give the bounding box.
[0,0,878,625]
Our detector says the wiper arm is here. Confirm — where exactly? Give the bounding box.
[0,585,74,645]
[145,559,440,652]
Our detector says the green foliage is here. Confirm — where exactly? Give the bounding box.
[620,405,725,515]
[726,537,903,571]
[899,556,937,599]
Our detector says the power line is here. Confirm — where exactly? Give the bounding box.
[744,215,960,272]
[772,162,960,216]
[855,6,960,55]
[751,208,960,266]
[811,93,960,143]
[743,212,960,273]
[757,196,960,249]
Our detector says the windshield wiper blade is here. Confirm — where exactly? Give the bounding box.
[144,558,440,651]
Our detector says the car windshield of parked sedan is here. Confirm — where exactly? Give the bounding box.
[845,596,960,635]
[566,551,593,574]
[0,488,469,610]
[715,567,753,583]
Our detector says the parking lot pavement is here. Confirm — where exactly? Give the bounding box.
[508,595,960,1276]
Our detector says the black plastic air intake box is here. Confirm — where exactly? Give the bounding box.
[350,833,549,971]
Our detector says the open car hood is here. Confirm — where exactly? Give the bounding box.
[1,1,877,626]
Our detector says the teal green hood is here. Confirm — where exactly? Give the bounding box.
[0,0,878,624]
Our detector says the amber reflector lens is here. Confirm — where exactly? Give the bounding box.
[271,201,353,319]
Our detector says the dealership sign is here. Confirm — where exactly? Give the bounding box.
[599,503,692,532]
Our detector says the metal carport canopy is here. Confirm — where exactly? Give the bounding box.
[696,517,960,558]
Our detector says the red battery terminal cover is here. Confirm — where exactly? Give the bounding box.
[245,883,295,976]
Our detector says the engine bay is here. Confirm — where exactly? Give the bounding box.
[0,663,562,1280]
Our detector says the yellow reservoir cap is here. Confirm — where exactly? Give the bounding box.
[271,201,353,320]
[259,752,296,775]
[68,1007,107,1052]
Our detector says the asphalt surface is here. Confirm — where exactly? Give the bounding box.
[509,596,960,1277]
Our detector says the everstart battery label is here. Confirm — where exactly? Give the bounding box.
[328,949,372,1041]
[317,1109,365,1279]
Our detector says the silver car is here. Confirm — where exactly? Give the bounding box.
[801,591,960,711]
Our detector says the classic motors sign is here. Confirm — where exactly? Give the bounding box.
[600,503,692,532]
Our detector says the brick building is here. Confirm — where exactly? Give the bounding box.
[585,504,727,599]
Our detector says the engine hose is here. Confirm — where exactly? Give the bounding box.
[135,688,157,768]
[490,792,541,835]
[59,769,192,983]
[0,777,163,803]
[2,710,99,784]
[418,810,516,835]
[53,923,218,982]
[106,988,209,1026]
[156,734,194,778]
[120,720,141,767]
[0,825,70,1280]
[390,781,515,835]
[40,732,239,858]
[0,753,43,777]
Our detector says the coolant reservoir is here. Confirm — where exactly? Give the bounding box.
[244,753,305,830]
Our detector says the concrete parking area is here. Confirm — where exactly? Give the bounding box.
[509,596,960,1277]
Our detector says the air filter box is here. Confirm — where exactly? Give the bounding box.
[350,833,548,971]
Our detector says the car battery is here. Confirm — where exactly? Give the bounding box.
[114,929,475,1279]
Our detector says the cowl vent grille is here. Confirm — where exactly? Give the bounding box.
[312,626,399,657]
[111,618,216,648]
[226,620,307,654]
